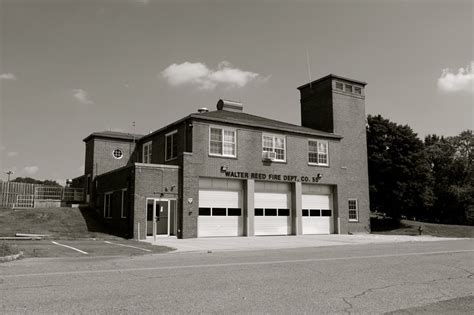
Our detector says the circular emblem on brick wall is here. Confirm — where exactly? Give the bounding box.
[113,148,123,159]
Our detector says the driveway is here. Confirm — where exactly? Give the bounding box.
[143,234,464,253]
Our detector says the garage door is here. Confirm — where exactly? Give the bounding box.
[198,190,243,237]
[254,192,291,236]
[302,194,333,234]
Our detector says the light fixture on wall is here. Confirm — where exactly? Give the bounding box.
[220,166,228,173]
[316,173,323,181]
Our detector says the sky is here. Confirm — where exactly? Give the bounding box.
[0,0,473,184]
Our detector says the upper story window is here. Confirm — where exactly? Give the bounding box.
[335,81,363,96]
[348,199,359,222]
[165,130,178,161]
[262,134,286,162]
[308,139,329,166]
[143,141,152,164]
[209,127,236,157]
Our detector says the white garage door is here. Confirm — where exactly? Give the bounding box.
[254,192,291,236]
[302,194,333,234]
[198,190,243,237]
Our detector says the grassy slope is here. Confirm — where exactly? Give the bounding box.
[0,207,122,239]
[371,217,474,238]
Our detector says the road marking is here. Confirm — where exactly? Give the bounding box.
[51,241,88,255]
[4,249,474,278]
[104,241,152,252]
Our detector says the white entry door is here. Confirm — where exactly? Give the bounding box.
[302,194,333,234]
[254,192,291,236]
[198,190,243,237]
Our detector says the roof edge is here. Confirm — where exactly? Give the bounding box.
[297,74,367,90]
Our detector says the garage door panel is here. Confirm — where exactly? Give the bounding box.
[199,190,241,208]
[198,190,242,237]
[302,194,333,235]
[254,192,291,236]
[302,217,333,234]
[198,216,243,237]
[254,217,291,236]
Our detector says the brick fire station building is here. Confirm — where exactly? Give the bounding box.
[72,74,371,239]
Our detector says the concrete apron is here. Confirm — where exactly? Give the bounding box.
[141,234,463,253]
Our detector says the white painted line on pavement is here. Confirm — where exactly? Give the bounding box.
[104,241,152,252]
[51,241,88,255]
[4,248,474,278]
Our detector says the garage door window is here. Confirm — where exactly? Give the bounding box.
[255,208,290,216]
[198,207,242,216]
[302,209,331,217]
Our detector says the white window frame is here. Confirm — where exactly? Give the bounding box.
[165,130,178,161]
[262,133,286,162]
[112,148,123,160]
[143,141,152,164]
[209,126,237,158]
[121,189,127,219]
[308,139,329,166]
[104,192,112,219]
[348,199,359,222]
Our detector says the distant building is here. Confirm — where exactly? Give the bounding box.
[72,74,371,239]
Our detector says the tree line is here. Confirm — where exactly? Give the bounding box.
[367,115,473,225]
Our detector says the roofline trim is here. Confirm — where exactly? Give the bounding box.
[83,133,142,143]
[297,74,367,90]
[190,115,343,139]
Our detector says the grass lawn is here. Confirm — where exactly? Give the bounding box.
[0,207,123,239]
[0,242,20,257]
[371,217,474,238]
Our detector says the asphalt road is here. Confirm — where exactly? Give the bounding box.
[1,240,473,314]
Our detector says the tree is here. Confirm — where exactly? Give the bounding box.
[12,177,61,186]
[425,130,473,224]
[367,115,434,219]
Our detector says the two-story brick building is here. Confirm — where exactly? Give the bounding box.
[72,74,371,239]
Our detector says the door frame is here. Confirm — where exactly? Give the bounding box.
[145,198,177,240]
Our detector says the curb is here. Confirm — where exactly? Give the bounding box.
[0,251,24,263]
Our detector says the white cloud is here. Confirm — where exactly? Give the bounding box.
[437,61,474,93]
[161,61,264,90]
[72,88,94,104]
[0,73,17,80]
[7,151,18,157]
[23,166,39,176]
[56,179,66,186]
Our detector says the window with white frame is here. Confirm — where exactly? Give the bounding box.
[209,127,236,157]
[262,134,286,161]
[348,199,358,222]
[121,189,127,219]
[308,139,329,166]
[165,130,178,161]
[143,141,152,164]
[104,193,112,218]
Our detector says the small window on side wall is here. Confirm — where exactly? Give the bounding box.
[348,199,358,222]
[335,82,344,90]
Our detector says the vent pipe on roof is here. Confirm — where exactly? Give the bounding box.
[217,99,243,112]
[197,108,209,113]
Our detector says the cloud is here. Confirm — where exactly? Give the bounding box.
[0,73,17,80]
[23,166,39,176]
[72,88,94,104]
[7,151,18,157]
[161,61,264,90]
[437,61,474,93]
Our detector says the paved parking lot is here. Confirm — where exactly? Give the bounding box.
[143,234,465,253]
[4,239,172,258]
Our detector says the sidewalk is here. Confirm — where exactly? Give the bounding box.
[142,234,462,253]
